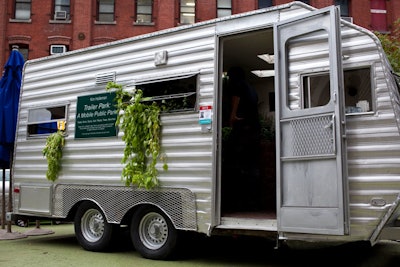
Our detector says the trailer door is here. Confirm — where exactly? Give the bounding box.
[274,6,348,235]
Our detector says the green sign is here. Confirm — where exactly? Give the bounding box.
[75,92,118,139]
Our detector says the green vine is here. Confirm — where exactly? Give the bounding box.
[42,130,65,182]
[106,82,167,189]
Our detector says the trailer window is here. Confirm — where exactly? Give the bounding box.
[300,67,372,113]
[137,75,197,113]
[344,68,372,113]
[27,105,67,136]
[302,74,330,108]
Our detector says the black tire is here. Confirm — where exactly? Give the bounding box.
[74,201,114,251]
[130,206,178,260]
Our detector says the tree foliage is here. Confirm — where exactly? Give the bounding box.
[376,19,400,74]
[106,82,167,189]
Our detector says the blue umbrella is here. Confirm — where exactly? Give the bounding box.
[0,48,24,152]
[0,47,24,233]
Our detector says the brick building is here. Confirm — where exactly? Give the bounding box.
[0,0,399,69]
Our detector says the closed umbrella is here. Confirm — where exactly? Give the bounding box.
[0,46,26,239]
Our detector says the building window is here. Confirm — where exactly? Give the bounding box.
[54,0,70,20]
[50,44,67,55]
[217,0,231,18]
[27,105,68,137]
[136,0,153,23]
[97,0,115,22]
[258,0,273,9]
[335,0,349,17]
[10,44,29,61]
[15,0,31,20]
[180,0,195,24]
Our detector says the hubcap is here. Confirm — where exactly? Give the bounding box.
[139,212,168,250]
[81,208,105,242]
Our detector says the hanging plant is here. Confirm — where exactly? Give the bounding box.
[42,130,65,182]
[106,82,167,189]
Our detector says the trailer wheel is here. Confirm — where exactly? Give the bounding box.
[74,202,114,251]
[131,206,178,260]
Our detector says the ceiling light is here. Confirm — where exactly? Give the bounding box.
[258,54,274,64]
[251,70,275,77]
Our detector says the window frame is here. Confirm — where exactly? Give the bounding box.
[179,0,196,25]
[27,104,69,138]
[132,72,198,113]
[96,0,115,23]
[299,67,373,114]
[53,0,71,20]
[217,0,232,18]
[135,0,153,24]
[14,0,31,20]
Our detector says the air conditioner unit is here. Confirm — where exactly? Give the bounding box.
[54,11,67,20]
[50,45,67,55]
[341,16,353,23]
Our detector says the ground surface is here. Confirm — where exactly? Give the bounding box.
[1,223,400,267]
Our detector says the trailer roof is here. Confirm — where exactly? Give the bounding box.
[25,2,314,65]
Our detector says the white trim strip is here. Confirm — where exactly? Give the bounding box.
[370,9,387,14]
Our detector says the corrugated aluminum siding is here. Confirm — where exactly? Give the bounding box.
[284,20,400,242]
[343,24,400,240]
[14,24,217,234]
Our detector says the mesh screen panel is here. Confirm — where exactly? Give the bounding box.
[54,185,197,230]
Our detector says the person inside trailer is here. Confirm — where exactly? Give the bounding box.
[226,66,262,210]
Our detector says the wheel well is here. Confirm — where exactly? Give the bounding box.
[66,200,103,221]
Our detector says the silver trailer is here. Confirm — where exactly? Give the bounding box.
[11,1,400,260]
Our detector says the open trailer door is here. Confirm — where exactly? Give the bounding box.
[274,6,348,235]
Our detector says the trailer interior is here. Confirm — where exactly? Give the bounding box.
[220,28,277,220]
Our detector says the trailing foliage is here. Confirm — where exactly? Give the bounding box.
[376,19,400,74]
[106,82,167,189]
[42,130,65,182]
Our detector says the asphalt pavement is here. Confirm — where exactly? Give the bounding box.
[1,223,400,267]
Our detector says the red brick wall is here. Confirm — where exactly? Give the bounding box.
[353,0,372,30]
[73,0,92,49]
[0,0,7,62]
[232,0,256,14]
